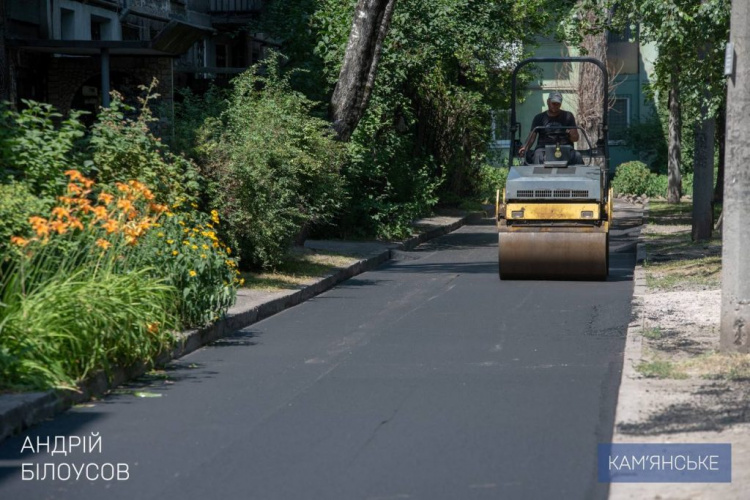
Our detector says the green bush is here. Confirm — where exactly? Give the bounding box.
[131,209,239,328]
[0,100,87,196]
[613,161,667,197]
[0,181,50,254]
[478,164,509,203]
[88,82,202,206]
[198,56,346,269]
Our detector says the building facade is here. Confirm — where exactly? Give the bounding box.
[1,0,270,118]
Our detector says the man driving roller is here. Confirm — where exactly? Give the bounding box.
[518,91,581,165]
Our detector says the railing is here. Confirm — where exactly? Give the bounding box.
[209,0,262,13]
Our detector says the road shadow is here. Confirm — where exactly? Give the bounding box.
[617,382,750,434]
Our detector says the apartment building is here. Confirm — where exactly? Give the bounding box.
[1,0,268,118]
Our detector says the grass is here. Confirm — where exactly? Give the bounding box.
[240,248,358,292]
[647,201,723,226]
[636,359,688,379]
[642,327,664,340]
[680,353,750,381]
[644,256,722,290]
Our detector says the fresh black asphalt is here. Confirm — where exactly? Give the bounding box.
[0,220,636,500]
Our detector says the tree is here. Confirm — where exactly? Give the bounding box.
[330,0,397,141]
[576,0,729,208]
[720,0,750,353]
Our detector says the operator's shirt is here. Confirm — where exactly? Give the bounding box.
[531,110,577,147]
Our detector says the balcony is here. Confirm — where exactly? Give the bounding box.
[209,0,262,13]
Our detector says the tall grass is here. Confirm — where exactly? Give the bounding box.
[0,241,178,391]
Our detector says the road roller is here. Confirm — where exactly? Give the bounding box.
[497,56,612,280]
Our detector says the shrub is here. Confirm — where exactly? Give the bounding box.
[0,181,50,254]
[0,100,87,196]
[131,208,240,328]
[88,82,202,207]
[478,164,509,204]
[612,161,651,195]
[198,55,346,269]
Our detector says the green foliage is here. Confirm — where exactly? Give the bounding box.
[0,100,87,196]
[0,260,178,391]
[131,209,239,328]
[478,165,509,204]
[0,181,50,254]
[88,82,202,206]
[613,160,666,197]
[622,115,668,172]
[198,55,346,269]
[170,85,228,160]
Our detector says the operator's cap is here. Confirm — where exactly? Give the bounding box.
[548,91,563,103]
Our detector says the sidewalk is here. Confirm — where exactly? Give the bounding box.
[0,210,482,442]
[609,201,748,499]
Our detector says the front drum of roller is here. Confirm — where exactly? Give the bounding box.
[498,231,608,280]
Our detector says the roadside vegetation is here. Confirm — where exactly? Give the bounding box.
[0,89,240,391]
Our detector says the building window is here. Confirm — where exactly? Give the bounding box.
[608,97,630,142]
[91,15,112,41]
[61,8,75,40]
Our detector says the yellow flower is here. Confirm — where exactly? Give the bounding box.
[191,244,198,250]
[189,270,197,277]
[167,239,175,245]
[95,238,111,250]
[239,278,245,286]
[210,210,220,224]
[200,254,207,259]
[172,250,179,256]
[226,247,231,255]
[157,232,165,238]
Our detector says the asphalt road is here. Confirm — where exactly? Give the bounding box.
[0,220,636,500]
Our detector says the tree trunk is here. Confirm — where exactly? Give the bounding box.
[576,11,607,147]
[692,42,715,241]
[713,102,725,203]
[667,72,682,203]
[330,0,397,142]
[692,115,715,240]
[721,0,750,353]
[0,0,8,102]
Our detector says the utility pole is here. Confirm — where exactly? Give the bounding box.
[720,1,750,353]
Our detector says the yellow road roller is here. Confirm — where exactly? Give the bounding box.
[497,57,612,280]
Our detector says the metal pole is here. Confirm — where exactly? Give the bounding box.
[101,47,110,107]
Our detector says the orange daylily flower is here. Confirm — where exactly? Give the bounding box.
[69,217,84,231]
[102,219,119,234]
[64,170,84,182]
[49,220,68,235]
[10,236,30,247]
[92,206,109,220]
[51,206,71,220]
[95,238,111,250]
[98,192,114,205]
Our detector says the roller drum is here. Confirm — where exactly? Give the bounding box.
[498,230,608,280]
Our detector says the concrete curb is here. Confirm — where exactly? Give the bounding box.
[607,212,648,500]
[0,212,482,442]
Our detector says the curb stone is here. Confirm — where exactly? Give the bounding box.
[0,211,483,443]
